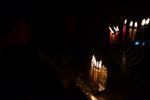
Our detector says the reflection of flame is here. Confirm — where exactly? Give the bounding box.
[124,19,127,24]
[129,21,133,27]
[134,22,138,28]
[145,18,150,25]
[109,27,114,33]
[141,19,146,26]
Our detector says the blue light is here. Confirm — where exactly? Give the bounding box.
[135,41,140,46]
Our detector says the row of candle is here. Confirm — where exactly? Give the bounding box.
[89,55,107,85]
[109,18,150,43]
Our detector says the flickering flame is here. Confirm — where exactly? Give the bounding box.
[116,26,119,31]
[92,55,96,66]
[134,22,138,28]
[99,61,102,69]
[129,21,133,27]
[109,27,114,33]
[90,95,97,100]
[145,18,150,25]
[124,19,127,24]
[96,61,99,69]
[141,19,146,26]
[113,26,117,31]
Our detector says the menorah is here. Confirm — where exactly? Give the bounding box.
[109,18,149,79]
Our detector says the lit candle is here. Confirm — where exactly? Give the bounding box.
[95,61,99,83]
[115,26,119,41]
[141,19,146,26]
[109,27,114,43]
[141,19,146,29]
[129,21,133,40]
[123,19,127,40]
[90,55,95,78]
[145,18,150,25]
[98,60,102,84]
[132,22,138,41]
[90,55,96,79]
[102,65,107,87]
[145,18,150,27]
[94,66,97,82]
[141,19,146,40]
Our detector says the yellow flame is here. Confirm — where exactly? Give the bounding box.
[145,18,150,25]
[141,19,146,26]
[124,19,127,24]
[129,21,133,27]
[134,22,138,28]
[109,27,114,33]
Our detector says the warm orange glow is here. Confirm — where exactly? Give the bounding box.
[134,22,138,28]
[129,28,132,39]
[129,21,133,27]
[132,29,137,41]
[90,95,97,100]
[141,19,146,26]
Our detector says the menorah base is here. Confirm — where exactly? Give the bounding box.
[76,73,106,99]
[88,76,106,93]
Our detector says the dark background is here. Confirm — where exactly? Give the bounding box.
[0,1,149,100]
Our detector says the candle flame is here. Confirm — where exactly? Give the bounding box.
[113,26,117,31]
[92,55,96,66]
[109,27,114,33]
[99,61,102,69]
[129,21,133,27]
[134,22,138,28]
[96,61,99,68]
[116,26,119,31]
[145,18,150,25]
[124,19,127,24]
[141,19,146,26]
